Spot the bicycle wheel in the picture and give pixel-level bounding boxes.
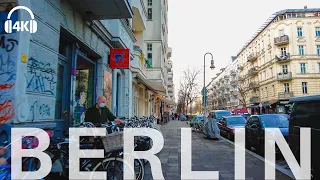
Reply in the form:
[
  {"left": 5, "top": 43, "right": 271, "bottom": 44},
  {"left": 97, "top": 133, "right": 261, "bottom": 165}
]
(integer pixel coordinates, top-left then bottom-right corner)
[{"left": 92, "top": 157, "right": 144, "bottom": 180}]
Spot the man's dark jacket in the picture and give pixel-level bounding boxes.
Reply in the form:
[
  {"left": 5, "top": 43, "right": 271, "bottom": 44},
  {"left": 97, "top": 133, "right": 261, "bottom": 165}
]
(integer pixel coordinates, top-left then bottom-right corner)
[{"left": 85, "top": 105, "right": 116, "bottom": 124}]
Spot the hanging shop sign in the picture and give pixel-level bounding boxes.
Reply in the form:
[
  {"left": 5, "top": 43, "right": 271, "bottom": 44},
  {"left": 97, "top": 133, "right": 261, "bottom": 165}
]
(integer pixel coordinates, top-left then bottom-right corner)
[{"left": 109, "top": 48, "right": 130, "bottom": 69}]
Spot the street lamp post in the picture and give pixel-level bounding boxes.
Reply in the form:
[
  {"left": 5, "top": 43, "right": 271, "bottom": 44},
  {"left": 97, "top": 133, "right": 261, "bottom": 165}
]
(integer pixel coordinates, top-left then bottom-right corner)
[{"left": 203, "top": 52, "right": 215, "bottom": 121}]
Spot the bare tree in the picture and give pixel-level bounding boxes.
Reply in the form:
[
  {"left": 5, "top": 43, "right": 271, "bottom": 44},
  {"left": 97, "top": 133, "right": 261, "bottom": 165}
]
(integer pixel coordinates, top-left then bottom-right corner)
[
  {"left": 176, "top": 67, "right": 201, "bottom": 114},
  {"left": 238, "top": 76, "right": 257, "bottom": 107}
]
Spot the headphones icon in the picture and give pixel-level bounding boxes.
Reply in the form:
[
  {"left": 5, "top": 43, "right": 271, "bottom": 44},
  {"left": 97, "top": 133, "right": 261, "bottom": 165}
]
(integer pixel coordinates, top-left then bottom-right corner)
[{"left": 4, "top": 6, "right": 37, "bottom": 33}]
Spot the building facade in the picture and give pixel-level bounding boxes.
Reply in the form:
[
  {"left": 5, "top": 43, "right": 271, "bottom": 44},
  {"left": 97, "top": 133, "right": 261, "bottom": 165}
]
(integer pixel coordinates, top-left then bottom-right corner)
[
  {"left": 167, "top": 48, "right": 175, "bottom": 101},
  {"left": 236, "top": 8, "right": 320, "bottom": 114},
  {"left": 143, "top": 0, "right": 175, "bottom": 120},
  {"left": 0, "top": 0, "right": 174, "bottom": 141},
  {"left": 207, "top": 57, "right": 241, "bottom": 111}
]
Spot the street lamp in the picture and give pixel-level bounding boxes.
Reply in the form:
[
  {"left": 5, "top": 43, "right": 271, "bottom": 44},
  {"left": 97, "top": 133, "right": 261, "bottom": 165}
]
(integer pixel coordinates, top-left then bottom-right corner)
[{"left": 203, "top": 52, "right": 215, "bottom": 121}]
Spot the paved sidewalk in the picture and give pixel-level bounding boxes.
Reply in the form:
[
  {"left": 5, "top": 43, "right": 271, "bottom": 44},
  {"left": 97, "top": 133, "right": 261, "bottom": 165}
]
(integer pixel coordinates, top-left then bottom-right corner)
[{"left": 144, "top": 120, "right": 293, "bottom": 180}]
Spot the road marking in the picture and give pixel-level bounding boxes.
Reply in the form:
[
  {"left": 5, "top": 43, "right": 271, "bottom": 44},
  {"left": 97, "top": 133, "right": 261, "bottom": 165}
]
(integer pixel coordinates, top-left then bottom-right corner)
[{"left": 220, "top": 136, "right": 295, "bottom": 179}]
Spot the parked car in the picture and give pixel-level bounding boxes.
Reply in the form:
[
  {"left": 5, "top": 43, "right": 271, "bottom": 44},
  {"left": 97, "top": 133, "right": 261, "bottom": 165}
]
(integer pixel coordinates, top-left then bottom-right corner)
[
  {"left": 289, "top": 94, "right": 320, "bottom": 179},
  {"left": 245, "top": 114, "right": 289, "bottom": 154},
  {"left": 189, "top": 115, "right": 205, "bottom": 130},
  {"left": 217, "top": 116, "right": 247, "bottom": 140},
  {"left": 208, "top": 110, "right": 232, "bottom": 121},
  {"left": 241, "top": 113, "right": 251, "bottom": 120}
]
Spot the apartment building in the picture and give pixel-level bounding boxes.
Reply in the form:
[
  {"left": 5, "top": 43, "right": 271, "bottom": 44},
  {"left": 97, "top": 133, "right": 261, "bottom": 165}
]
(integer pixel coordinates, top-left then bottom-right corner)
[
  {"left": 236, "top": 7, "right": 320, "bottom": 114},
  {"left": 167, "top": 48, "right": 175, "bottom": 101},
  {"left": 143, "top": 0, "right": 175, "bottom": 118},
  {"left": 207, "top": 57, "right": 241, "bottom": 111}
]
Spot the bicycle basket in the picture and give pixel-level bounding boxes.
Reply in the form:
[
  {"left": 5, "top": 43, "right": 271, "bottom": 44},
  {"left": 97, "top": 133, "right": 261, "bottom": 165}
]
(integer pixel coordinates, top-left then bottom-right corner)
[{"left": 101, "top": 131, "right": 123, "bottom": 152}]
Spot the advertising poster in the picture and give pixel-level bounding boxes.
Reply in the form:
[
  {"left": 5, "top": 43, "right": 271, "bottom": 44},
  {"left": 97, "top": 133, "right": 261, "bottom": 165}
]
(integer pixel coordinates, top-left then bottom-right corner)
[{"left": 104, "top": 70, "right": 112, "bottom": 109}]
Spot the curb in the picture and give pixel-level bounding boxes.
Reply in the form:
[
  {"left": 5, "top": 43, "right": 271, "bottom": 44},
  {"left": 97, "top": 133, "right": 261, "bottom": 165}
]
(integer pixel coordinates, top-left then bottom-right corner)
[{"left": 220, "top": 136, "right": 295, "bottom": 179}]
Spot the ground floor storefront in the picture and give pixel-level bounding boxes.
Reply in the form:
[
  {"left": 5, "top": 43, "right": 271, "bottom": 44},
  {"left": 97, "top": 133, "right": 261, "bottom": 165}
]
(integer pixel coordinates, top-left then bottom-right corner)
[{"left": 246, "top": 99, "right": 291, "bottom": 115}]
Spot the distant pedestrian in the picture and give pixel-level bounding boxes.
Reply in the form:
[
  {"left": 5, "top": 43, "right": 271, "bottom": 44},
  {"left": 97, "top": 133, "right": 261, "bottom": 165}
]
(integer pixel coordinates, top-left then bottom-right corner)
[{"left": 178, "top": 114, "right": 180, "bottom": 121}]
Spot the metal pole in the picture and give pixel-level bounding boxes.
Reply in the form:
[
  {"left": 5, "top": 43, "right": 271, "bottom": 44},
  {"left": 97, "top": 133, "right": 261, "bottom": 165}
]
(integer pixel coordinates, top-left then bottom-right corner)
[{"left": 203, "top": 52, "right": 213, "bottom": 121}]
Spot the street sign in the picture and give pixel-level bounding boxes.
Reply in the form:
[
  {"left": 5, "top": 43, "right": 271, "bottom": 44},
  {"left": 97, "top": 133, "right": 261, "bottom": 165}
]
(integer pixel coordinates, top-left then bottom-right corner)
[
  {"left": 202, "top": 96, "right": 208, "bottom": 106},
  {"left": 201, "top": 88, "right": 208, "bottom": 96}
]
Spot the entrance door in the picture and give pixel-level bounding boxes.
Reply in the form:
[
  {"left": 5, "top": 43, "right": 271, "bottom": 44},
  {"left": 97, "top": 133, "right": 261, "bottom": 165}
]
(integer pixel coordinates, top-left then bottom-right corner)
[
  {"left": 55, "top": 58, "right": 70, "bottom": 136},
  {"left": 72, "top": 51, "right": 96, "bottom": 126}
]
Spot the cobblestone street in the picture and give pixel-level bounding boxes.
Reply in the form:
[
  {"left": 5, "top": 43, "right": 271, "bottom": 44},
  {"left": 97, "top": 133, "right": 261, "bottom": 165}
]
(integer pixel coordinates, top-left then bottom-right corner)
[{"left": 144, "top": 120, "right": 293, "bottom": 180}]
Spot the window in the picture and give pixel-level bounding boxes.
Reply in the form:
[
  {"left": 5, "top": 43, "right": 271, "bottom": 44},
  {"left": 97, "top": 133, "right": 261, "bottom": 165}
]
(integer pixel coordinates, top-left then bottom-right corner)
[
  {"left": 282, "top": 65, "right": 288, "bottom": 73},
  {"left": 316, "top": 27, "right": 320, "bottom": 37},
  {"left": 147, "top": 44, "right": 152, "bottom": 51},
  {"left": 147, "top": 8, "right": 152, "bottom": 20},
  {"left": 317, "top": 45, "right": 320, "bottom": 55},
  {"left": 297, "top": 27, "right": 303, "bottom": 37},
  {"left": 279, "top": 30, "right": 284, "bottom": 36},
  {"left": 147, "top": 53, "right": 152, "bottom": 66},
  {"left": 272, "top": 85, "right": 275, "bottom": 96},
  {"left": 148, "top": 0, "right": 152, "bottom": 6},
  {"left": 300, "top": 63, "right": 306, "bottom": 73},
  {"left": 270, "top": 67, "right": 273, "bottom": 77},
  {"left": 318, "top": 63, "right": 320, "bottom": 72},
  {"left": 302, "top": 82, "right": 308, "bottom": 94},
  {"left": 281, "top": 47, "right": 287, "bottom": 56},
  {"left": 284, "top": 83, "right": 290, "bottom": 93},
  {"left": 298, "top": 45, "right": 304, "bottom": 55},
  {"left": 265, "top": 87, "right": 268, "bottom": 98}
]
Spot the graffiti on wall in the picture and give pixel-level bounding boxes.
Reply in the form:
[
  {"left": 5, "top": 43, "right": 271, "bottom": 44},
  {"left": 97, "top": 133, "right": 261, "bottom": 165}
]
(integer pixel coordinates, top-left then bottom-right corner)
[
  {"left": 103, "top": 70, "right": 112, "bottom": 110},
  {"left": 26, "top": 57, "right": 57, "bottom": 96},
  {"left": 0, "top": 34, "right": 17, "bottom": 123},
  {"left": 27, "top": 97, "right": 55, "bottom": 122}
]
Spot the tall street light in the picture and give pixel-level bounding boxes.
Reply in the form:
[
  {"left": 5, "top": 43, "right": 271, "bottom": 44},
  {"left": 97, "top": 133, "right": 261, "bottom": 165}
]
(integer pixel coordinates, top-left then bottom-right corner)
[{"left": 203, "top": 52, "right": 215, "bottom": 120}]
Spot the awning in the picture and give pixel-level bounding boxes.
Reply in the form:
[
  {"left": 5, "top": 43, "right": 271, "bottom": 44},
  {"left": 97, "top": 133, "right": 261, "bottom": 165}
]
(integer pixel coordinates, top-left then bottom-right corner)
[
  {"left": 135, "top": 73, "right": 166, "bottom": 96},
  {"left": 232, "top": 108, "right": 248, "bottom": 113},
  {"left": 159, "top": 96, "right": 176, "bottom": 106}
]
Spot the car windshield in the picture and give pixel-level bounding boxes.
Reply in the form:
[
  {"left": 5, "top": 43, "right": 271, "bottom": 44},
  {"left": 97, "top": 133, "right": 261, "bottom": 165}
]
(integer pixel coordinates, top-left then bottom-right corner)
[
  {"left": 216, "top": 111, "right": 231, "bottom": 119},
  {"left": 227, "top": 117, "right": 246, "bottom": 125},
  {"left": 260, "top": 115, "right": 289, "bottom": 128}
]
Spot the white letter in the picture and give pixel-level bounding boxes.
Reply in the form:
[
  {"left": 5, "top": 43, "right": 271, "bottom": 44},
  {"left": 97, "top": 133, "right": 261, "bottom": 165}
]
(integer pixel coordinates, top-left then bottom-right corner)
[
  {"left": 265, "top": 128, "right": 311, "bottom": 179},
  {"left": 123, "top": 128, "right": 165, "bottom": 180},
  {"left": 235, "top": 128, "right": 245, "bottom": 180},
  {"left": 181, "top": 128, "right": 219, "bottom": 179},
  {"left": 11, "top": 128, "right": 52, "bottom": 179},
  {"left": 69, "top": 128, "right": 106, "bottom": 179}
]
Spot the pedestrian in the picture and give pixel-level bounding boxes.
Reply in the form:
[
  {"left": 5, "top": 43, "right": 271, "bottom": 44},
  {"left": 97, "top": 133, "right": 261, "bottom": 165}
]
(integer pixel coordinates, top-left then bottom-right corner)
[
  {"left": 85, "top": 96, "right": 123, "bottom": 126},
  {"left": 174, "top": 113, "right": 177, "bottom": 120},
  {"left": 178, "top": 114, "right": 180, "bottom": 121}
]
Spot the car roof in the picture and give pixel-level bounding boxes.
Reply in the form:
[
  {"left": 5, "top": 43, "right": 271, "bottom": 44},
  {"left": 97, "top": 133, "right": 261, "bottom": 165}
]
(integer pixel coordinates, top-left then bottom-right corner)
[
  {"left": 290, "top": 94, "right": 320, "bottom": 103},
  {"left": 252, "top": 114, "right": 284, "bottom": 117},
  {"left": 223, "top": 116, "right": 243, "bottom": 118},
  {"left": 213, "top": 110, "right": 230, "bottom": 113}
]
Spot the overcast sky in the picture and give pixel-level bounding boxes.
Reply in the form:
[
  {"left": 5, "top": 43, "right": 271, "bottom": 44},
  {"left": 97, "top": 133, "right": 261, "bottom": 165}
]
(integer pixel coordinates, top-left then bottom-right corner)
[{"left": 168, "top": 0, "right": 319, "bottom": 100}]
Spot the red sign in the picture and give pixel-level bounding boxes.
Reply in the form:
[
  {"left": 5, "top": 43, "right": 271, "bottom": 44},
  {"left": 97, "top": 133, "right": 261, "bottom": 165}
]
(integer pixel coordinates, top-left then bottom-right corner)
[{"left": 109, "top": 49, "right": 130, "bottom": 69}]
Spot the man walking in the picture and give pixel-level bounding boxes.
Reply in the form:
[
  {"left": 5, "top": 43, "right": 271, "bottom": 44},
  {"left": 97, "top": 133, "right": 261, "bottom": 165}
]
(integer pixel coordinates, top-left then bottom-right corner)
[{"left": 85, "top": 96, "right": 123, "bottom": 125}]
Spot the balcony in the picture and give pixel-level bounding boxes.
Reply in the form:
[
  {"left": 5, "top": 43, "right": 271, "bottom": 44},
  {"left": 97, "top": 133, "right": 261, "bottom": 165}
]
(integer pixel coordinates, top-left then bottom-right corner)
[
  {"left": 277, "top": 72, "right": 292, "bottom": 81},
  {"left": 249, "top": 82, "right": 259, "bottom": 90},
  {"left": 132, "top": 0, "right": 147, "bottom": 31},
  {"left": 238, "top": 65, "right": 244, "bottom": 70},
  {"left": 278, "top": 92, "right": 294, "bottom": 99},
  {"left": 230, "top": 80, "right": 237, "bottom": 87},
  {"left": 131, "top": 45, "right": 147, "bottom": 77},
  {"left": 230, "top": 70, "right": 236, "bottom": 76},
  {"left": 274, "top": 35, "right": 289, "bottom": 46},
  {"left": 69, "top": 0, "right": 133, "bottom": 19},
  {"left": 275, "top": 53, "right": 291, "bottom": 63},
  {"left": 247, "top": 52, "right": 259, "bottom": 62},
  {"left": 224, "top": 75, "right": 230, "bottom": 80},
  {"left": 250, "top": 96, "right": 260, "bottom": 103},
  {"left": 248, "top": 67, "right": 259, "bottom": 76}
]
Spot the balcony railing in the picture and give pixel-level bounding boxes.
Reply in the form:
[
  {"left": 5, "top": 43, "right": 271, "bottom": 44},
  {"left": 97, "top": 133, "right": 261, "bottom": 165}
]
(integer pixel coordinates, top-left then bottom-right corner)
[
  {"left": 274, "top": 35, "right": 289, "bottom": 46},
  {"left": 247, "top": 52, "right": 259, "bottom": 62},
  {"left": 275, "top": 53, "right": 291, "bottom": 63},
  {"left": 277, "top": 72, "right": 292, "bottom": 81},
  {"left": 248, "top": 67, "right": 259, "bottom": 76},
  {"left": 250, "top": 96, "right": 260, "bottom": 103},
  {"left": 278, "top": 92, "right": 294, "bottom": 99}
]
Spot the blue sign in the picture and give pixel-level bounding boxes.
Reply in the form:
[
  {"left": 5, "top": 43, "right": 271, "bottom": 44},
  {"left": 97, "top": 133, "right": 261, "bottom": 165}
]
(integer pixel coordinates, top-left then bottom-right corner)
[{"left": 0, "top": 11, "right": 18, "bottom": 34}]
